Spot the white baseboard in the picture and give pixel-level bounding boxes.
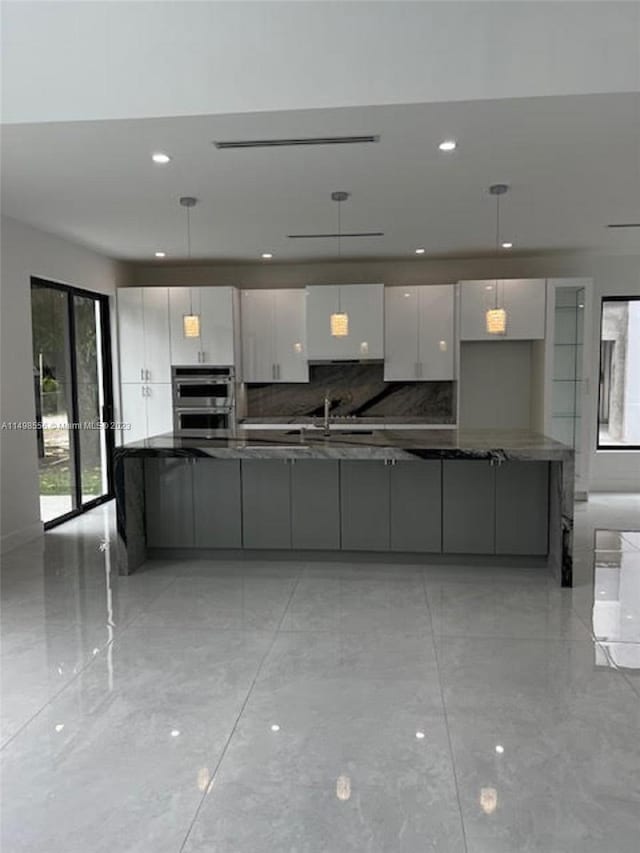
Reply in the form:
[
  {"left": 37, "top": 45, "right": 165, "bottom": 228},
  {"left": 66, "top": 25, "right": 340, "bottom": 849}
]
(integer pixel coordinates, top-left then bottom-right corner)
[
  {"left": 589, "top": 481, "right": 640, "bottom": 493},
  {"left": 1, "top": 520, "right": 44, "bottom": 555}
]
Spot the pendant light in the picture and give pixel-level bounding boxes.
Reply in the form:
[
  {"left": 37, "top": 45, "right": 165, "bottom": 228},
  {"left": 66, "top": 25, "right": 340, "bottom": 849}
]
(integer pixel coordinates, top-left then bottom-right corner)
[
  {"left": 330, "top": 191, "right": 349, "bottom": 337},
  {"left": 180, "top": 196, "right": 201, "bottom": 338},
  {"left": 486, "top": 184, "right": 509, "bottom": 335}
]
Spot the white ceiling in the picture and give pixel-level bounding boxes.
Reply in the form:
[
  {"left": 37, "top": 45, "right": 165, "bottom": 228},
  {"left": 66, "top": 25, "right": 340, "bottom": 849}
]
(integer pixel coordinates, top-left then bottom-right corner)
[
  {"left": 2, "top": 93, "right": 639, "bottom": 262},
  {"left": 2, "top": 2, "right": 639, "bottom": 124}
]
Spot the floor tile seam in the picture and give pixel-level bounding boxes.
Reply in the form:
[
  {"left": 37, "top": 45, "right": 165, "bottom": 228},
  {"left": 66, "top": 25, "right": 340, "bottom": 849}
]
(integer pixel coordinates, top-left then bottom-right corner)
[
  {"left": 432, "top": 631, "right": 591, "bottom": 644},
  {"left": 276, "top": 627, "right": 433, "bottom": 636},
  {"left": 620, "top": 675, "right": 640, "bottom": 699},
  {"left": 0, "top": 635, "right": 116, "bottom": 754},
  {"left": 595, "top": 641, "right": 640, "bottom": 701},
  {"left": 568, "top": 598, "right": 599, "bottom": 641},
  {"left": 177, "top": 573, "right": 303, "bottom": 853},
  {"left": 113, "top": 575, "right": 184, "bottom": 631},
  {"left": 419, "top": 572, "right": 469, "bottom": 853}
]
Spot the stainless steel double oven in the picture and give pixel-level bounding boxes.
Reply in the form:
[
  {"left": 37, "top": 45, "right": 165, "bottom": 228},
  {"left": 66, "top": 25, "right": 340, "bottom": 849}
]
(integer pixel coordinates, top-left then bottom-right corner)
[{"left": 172, "top": 365, "right": 236, "bottom": 436}]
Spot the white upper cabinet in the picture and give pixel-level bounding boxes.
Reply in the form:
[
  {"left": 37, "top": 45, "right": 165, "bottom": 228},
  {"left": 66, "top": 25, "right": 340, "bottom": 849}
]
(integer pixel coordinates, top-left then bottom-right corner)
[
  {"left": 241, "top": 290, "right": 274, "bottom": 383},
  {"left": 117, "top": 288, "right": 145, "bottom": 384},
  {"left": 273, "top": 290, "right": 308, "bottom": 382},
  {"left": 169, "top": 286, "right": 236, "bottom": 366},
  {"left": 306, "top": 284, "right": 384, "bottom": 360},
  {"left": 384, "top": 285, "right": 455, "bottom": 381},
  {"left": 241, "top": 289, "right": 308, "bottom": 383},
  {"left": 460, "top": 279, "right": 546, "bottom": 340},
  {"left": 118, "top": 287, "right": 171, "bottom": 383}
]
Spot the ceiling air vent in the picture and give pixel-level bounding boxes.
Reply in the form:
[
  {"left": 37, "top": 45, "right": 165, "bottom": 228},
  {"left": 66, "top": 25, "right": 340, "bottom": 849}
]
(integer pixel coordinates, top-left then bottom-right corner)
[
  {"left": 213, "top": 135, "right": 380, "bottom": 150},
  {"left": 288, "top": 231, "right": 384, "bottom": 239},
  {"left": 607, "top": 223, "right": 640, "bottom": 228}
]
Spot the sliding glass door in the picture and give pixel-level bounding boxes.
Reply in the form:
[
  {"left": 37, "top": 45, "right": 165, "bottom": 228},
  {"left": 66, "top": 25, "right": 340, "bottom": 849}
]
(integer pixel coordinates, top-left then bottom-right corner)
[{"left": 31, "top": 278, "right": 114, "bottom": 527}]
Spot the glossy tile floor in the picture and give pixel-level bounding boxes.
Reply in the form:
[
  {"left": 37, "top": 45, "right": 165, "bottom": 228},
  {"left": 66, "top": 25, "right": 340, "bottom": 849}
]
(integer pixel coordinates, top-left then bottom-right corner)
[{"left": 1, "top": 494, "right": 639, "bottom": 852}]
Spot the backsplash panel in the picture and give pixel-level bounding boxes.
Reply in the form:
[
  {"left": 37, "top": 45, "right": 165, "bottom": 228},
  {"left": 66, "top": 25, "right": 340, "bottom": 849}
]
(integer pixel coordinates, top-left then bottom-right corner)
[{"left": 246, "top": 363, "right": 455, "bottom": 422}]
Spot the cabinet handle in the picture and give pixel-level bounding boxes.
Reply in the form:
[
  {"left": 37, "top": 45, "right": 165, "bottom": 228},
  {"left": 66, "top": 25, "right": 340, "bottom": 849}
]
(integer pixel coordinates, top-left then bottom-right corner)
[
  {"left": 276, "top": 364, "right": 281, "bottom": 380},
  {"left": 140, "top": 368, "right": 144, "bottom": 381},
  {"left": 146, "top": 369, "right": 151, "bottom": 381},
  {"left": 272, "top": 364, "right": 276, "bottom": 380},
  {"left": 415, "top": 363, "right": 419, "bottom": 378}
]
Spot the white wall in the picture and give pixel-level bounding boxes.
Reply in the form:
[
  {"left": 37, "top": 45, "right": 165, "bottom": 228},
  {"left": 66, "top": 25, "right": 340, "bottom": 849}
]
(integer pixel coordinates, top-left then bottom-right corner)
[
  {"left": 2, "top": 2, "right": 638, "bottom": 124},
  {"left": 129, "top": 250, "right": 640, "bottom": 492},
  {"left": 0, "top": 216, "right": 122, "bottom": 552}
]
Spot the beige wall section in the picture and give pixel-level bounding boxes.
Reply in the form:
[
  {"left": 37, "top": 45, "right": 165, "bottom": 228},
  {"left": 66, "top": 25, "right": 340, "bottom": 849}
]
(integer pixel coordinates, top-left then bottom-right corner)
[
  {"left": 129, "top": 250, "right": 640, "bottom": 492},
  {"left": 0, "top": 215, "right": 124, "bottom": 552},
  {"left": 128, "top": 251, "right": 639, "bottom": 292},
  {"left": 459, "top": 341, "right": 533, "bottom": 430}
]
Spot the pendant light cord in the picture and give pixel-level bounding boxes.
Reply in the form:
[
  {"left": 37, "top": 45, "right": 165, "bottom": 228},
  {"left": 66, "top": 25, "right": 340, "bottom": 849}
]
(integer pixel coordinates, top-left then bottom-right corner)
[
  {"left": 337, "top": 200, "right": 342, "bottom": 312},
  {"left": 495, "top": 192, "right": 500, "bottom": 309},
  {"left": 186, "top": 205, "right": 194, "bottom": 315}
]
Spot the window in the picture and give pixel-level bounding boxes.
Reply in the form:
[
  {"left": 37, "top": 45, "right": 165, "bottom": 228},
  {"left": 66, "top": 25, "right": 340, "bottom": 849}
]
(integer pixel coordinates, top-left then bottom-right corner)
[{"left": 597, "top": 296, "right": 640, "bottom": 449}]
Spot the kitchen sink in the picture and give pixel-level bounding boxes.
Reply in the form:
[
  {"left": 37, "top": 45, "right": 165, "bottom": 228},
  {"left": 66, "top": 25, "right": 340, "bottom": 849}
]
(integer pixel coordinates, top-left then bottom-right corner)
[{"left": 285, "top": 429, "right": 373, "bottom": 437}]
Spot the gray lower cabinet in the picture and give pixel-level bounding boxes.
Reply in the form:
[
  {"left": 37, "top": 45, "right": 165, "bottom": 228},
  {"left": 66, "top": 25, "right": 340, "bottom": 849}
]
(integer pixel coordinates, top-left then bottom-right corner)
[
  {"left": 291, "top": 460, "right": 340, "bottom": 549},
  {"left": 241, "top": 460, "right": 292, "bottom": 548},
  {"left": 145, "top": 458, "right": 194, "bottom": 547},
  {"left": 390, "top": 460, "right": 442, "bottom": 552},
  {"left": 495, "top": 461, "right": 549, "bottom": 555},
  {"left": 144, "top": 456, "right": 549, "bottom": 557},
  {"left": 442, "top": 460, "right": 495, "bottom": 554},
  {"left": 193, "top": 459, "right": 242, "bottom": 548},
  {"left": 341, "top": 460, "right": 390, "bottom": 550}
]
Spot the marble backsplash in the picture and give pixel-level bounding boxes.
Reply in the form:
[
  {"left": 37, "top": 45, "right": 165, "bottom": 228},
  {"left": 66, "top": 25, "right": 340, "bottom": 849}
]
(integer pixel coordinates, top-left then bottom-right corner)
[{"left": 245, "top": 362, "right": 455, "bottom": 422}]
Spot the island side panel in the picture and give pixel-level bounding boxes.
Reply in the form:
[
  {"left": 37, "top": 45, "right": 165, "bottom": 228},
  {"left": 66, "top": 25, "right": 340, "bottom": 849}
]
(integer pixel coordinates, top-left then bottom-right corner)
[
  {"left": 115, "top": 453, "right": 147, "bottom": 575},
  {"left": 549, "top": 457, "right": 574, "bottom": 586}
]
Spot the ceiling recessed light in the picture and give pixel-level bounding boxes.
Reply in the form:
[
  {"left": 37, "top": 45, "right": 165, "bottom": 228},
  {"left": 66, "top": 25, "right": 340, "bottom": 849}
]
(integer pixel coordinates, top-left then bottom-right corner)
[
  {"left": 270, "top": 724, "right": 280, "bottom": 732},
  {"left": 261, "top": 252, "right": 273, "bottom": 259},
  {"left": 155, "top": 251, "right": 166, "bottom": 258},
  {"left": 415, "top": 731, "right": 426, "bottom": 740},
  {"left": 438, "top": 140, "right": 457, "bottom": 152},
  {"left": 495, "top": 744, "right": 505, "bottom": 754},
  {"left": 501, "top": 242, "right": 513, "bottom": 249},
  {"left": 415, "top": 248, "right": 426, "bottom": 255},
  {"left": 151, "top": 152, "right": 171, "bottom": 164}
]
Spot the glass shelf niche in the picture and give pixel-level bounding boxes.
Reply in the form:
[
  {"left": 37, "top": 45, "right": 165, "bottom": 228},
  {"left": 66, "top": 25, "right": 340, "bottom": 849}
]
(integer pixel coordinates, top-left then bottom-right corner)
[{"left": 550, "top": 287, "right": 585, "bottom": 454}]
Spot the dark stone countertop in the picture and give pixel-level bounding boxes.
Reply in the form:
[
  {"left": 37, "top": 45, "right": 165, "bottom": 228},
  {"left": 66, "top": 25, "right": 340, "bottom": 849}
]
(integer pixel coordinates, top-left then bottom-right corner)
[{"left": 115, "top": 428, "right": 573, "bottom": 463}]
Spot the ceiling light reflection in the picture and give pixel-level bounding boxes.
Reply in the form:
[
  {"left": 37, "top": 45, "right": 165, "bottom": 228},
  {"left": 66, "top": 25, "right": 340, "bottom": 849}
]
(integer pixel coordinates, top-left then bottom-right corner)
[
  {"left": 336, "top": 774, "right": 351, "bottom": 801},
  {"left": 480, "top": 787, "right": 498, "bottom": 815}
]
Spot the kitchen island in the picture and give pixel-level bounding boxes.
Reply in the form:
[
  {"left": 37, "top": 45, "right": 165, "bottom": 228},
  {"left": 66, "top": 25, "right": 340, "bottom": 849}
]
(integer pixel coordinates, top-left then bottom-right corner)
[{"left": 114, "top": 428, "right": 575, "bottom": 585}]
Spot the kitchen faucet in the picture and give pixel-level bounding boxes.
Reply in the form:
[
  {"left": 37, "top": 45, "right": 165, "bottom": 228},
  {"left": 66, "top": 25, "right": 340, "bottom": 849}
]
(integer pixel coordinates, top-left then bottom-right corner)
[{"left": 323, "top": 392, "right": 332, "bottom": 436}]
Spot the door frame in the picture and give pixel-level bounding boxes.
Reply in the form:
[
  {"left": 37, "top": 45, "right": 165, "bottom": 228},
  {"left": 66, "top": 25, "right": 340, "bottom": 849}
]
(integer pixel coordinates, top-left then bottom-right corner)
[{"left": 31, "top": 277, "right": 115, "bottom": 529}]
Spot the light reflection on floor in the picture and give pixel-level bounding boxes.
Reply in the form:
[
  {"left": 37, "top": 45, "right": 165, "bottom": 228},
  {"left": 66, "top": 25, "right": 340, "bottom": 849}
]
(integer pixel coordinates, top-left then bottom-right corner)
[{"left": 1, "top": 494, "right": 639, "bottom": 852}]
